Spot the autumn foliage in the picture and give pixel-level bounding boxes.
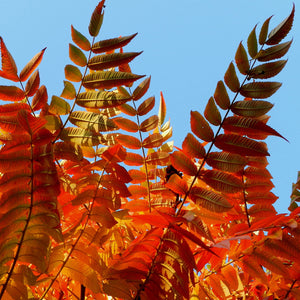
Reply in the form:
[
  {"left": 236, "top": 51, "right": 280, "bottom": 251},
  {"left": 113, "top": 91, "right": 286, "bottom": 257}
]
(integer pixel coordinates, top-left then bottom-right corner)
[{"left": 0, "top": 2, "right": 299, "bottom": 299}]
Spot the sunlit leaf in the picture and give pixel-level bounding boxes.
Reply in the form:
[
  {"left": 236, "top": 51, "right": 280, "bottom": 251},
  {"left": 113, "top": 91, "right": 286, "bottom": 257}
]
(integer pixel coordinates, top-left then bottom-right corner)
[
  {"left": 48, "top": 96, "right": 71, "bottom": 115},
  {"left": 124, "top": 152, "right": 144, "bottom": 166},
  {"left": 60, "top": 80, "right": 76, "bottom": 100},
  {"left": 240, "top": 82, "right": 281, "bottom": 99},
  {"left": 158, "top": 91, "right": 167, "bottom": 126},
  {"left": 0, "top": 86, "right": 25, "bottom": 101},
  {"left": 92, "top": 33, "right": 138, "bottom": 53},
  {"left": 182, "top": 133, "right": 206, "bottom": 159},
  {"left": 25, "top": 70, "right": 40, "bottom": 97},
  {"left": 146, "top": 151, "right": 169, "bottom": 165},
  {"left": 82, "top": 71, "right": 145, "bottom": 90},
  {"left": 215, "top": 133, "right": 270, "bottom": 156},
  {"left": 190, "top": 187, "right": 232, "bottom": 212},
  {"left": 139, "top": 115, "right": 159, "bottom": 132},
  {"left": 119, "top": 103, "right": 137, "bottom": 116},
  {"left": 206, "top": 151, "right": 247, "bottom": 173},
  {"left": 71, "top": 25, "right": 91, "bottom": 51},
  {"left": 0, "top": 37, "right": 18, "bottom": 81},
  {"left": 116, "top": 134, "right": 141, "bottom": 149},
  {"left": 32, "top": 85, "right": 48, "bottom": 111},
  {"left": 190, "top": 111, "right": 214, "bottom": 142},
  {"left": 171, "top": 151, "right": 198, "bottom": 176},
  {"left": 69, "top": 43, "right": 87, "bottom": 67},
  {"left": 113, "top": 117, "right": 138, "bottom": 132},
  {"left": 224, "top": 62, "right": 240, "bottom": 92},
  {"left": 222, "top": 116, "right": 286, "bottom": 140},
  {"left": 214, "top": 81, "right": 230, "bottom": 110},
  {"left": 64, "top": 64, "right": 82, "bottom": 82},
  {"left": 200, "top": 169, "right": 243, "bottom": 194},
  {"left": 19, "top": 48, "right": 46, "bottom": 82},
  {"left": 204, "top": 96, "right": 221, "bottom": 126},
  {"left": 142, "top": 133, "right": 164, "bottom": 148},
  {"left": 60, "top": 127, "right": 106, "bottom": 146},
  {"left": 69, "top": 111, "right": 118, "bottom": 132},
  {"left": 88, "top": 0, "right": 105, "bottom": 37},
  {"left": 88, "top": 52, "right": 142, "bottom": 71},
  {"left": 132, "top": 76, "right": 151, "bottom": 100},
  {"left": 137, "top": 96, "right": 155, "bottom": 116},
  {"left": 77, "top": 90, "right": 131, "bottom": 109},
  {"left": 165, "top": 174, "right": 188, "bottom": 195}
]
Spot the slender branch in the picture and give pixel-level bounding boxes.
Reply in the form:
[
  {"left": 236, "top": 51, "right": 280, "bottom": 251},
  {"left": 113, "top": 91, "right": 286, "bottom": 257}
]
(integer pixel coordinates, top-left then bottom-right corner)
[{"left": 284, "top": 279, "right": 298, "bottom": 299}]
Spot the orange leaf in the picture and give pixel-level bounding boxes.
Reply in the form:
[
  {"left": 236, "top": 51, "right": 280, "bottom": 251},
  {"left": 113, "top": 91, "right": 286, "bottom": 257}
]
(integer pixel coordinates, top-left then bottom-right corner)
[
  {"left": 139, "top": 115, "right": 159, "bottom": 132},
  {"left": 0, "top": 86, "right": 25, "bottom": 101},
  {"left": 165, "top": 174, "right": 188, "bottom": 195},
  {"left": 146, "top": 151, "right": 169, "bottom": 166},
  {"left": 32, "top": 85, "right": 48, "bottom": 111},
  {"left": 124, "top": 152, "right": 144, "bottom": 166},
  {"left": 19, "top": 48, "right": 46, "bottom": 82},
  {"left": 132, "top": 76, "right": 151, "bottom": 100},
  {"left": 116, "top": 134, "right": 141, "bottom": 149},
  {"left": 158, "top": 91, "right": 166, "bottom": 126},
  {"left": 17, "top": 110, "right": 46, "bottom": 135},
  {"left": 182, "top": 133, "right": 206, "bottom": 159},
  {"left": 71, "top": 25, "right": 91, "bottom": 51},
  {"left": 171, "top": 151, "right": 198, "bottom": 176},
  {"left": 190, "top": 111, "right": 214, "bottom": 142},
  {"left": 0, "top": 37, "right": 18, "bottom": 81},
  {"left": 128, "top": 185, "right": 148, "bottom": 199},
  {"left": 142, "top": 133, "right": 164, "bottom": 148},
  {"left": 215, "top": 134, "right": 270, "bottom": 156},
  {"left": 214, "top": 81, "right": 230, "bottom": 110},
  {"left": 88, "top": 0, "right": 105, "bottom": 37},
  {"left": 25, "top": 70, "right": 40, "bottom": 97},
  {"left": 113, "top": 117, "right": 138, "bottom": 132},
  {"left": 137, "top": 96, "right": 155, "bottom": 116}
]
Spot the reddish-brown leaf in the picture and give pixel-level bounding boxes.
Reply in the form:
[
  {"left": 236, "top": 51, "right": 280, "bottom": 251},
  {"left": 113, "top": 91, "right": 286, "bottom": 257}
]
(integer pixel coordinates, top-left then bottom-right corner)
[
  {"left": 0, "top": 86, "right": 25, "bottom": 101},
  {"left": 214, "top": 81, "right": 230, "bottom": 110},
  {"left": 182, "top": 133, "right": 206, "bottom": 159},
  {"left": 142, "top": 133, "right": 164, "bottom": 148},
  {"left": 0, "top": 37, "right": 18, "bottom": 81},
  {"left": 204, "top": 97, "right": 221, "bottom": 126},
  {"left": 231, "top": 99, "right": 273, "bottom": 118},
  {"left": 239, "top": 82, "right": 281, "bottom": 99},
  {"left": 190, "top": 111, "right": 214, "bottom": 142},
  {"left": 215, "top": 134, "right": 269, "bottom": 156},
  {"left": 171, "top": 151, "right": 198, "bottom": 176},
  {"left": 139, "top": 115, "right": 159, "bottom": 132},
  {"left": 224, "top": 62, "right": 240, "bottom": 92},
  {"left": 132, "top": 76, "right": 151, "bottom": 100},
  {"left": 19, "top": 48, "right": 46, "bottom": 82},
  {"left": 255, "top": 40, "right": 292, "bottom": 62},
  {"left": 116, "top": 134, "right": 141, "bottom": 149},
  {"left": 113, "top": 117, "right": 138, "bottom": 132},
  {"left": 88, "top": 0, "right": 105, "bottom": 37},
  {"left": 165, "top": 174, "right": 188, "bottom": 195},
  {"left": 235, "top": 42, "right": 249, "bottom": 75},
  {"left": 32, "top": 85, "right": 48, "bottom": 111},
  {"left": 25, "top": 70, "right": 40, "bottom": 97}
]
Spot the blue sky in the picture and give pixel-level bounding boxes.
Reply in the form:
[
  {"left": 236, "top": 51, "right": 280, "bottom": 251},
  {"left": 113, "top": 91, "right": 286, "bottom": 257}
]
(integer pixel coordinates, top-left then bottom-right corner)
[{"left": 0, "top": 1, "right": 299, "bottom": 213}]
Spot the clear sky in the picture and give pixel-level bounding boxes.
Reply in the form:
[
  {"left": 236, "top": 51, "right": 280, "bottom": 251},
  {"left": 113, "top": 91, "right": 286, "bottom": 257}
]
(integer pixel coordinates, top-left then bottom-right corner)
[{"left": 0, "top": 1, "right": 298, "bottom": 213}]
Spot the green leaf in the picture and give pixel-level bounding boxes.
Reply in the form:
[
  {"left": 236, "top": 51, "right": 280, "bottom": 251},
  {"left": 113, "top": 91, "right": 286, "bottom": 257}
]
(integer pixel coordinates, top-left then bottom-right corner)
[
  {"left": 235, "top": 42, "right": 249, "bottom": 75},
  {"left": 231, "top": 100, "right": 273, "bottom": 118},
  {"left": 240, "top": 82, "right": 281, "bottom": 99},
  {"left": 82, "top": 71, "right": 145, "bottom": 90},
  {"left": 247, "top": 25, "right": 258, "bottom": 58},
  {"left": 60, "top": 81, "right": 76, "bottom": 100},
  {"left": 69, "top": 44, "right": 87, "bottom": 67},
  {"left": 88, "top": 52, "right": 142, "bottom": 71},
  {"left": 266, "top": 4, "right": 295, "bottom": 45},
  {"left": 190, "top": 111, "right": 214, "bottom": 142},
  {"left": 88, "top": 0, "right": 105, "bottom": 37},
  {"left": 247, "top": 60, "right": 287, "bottom": 79},
  {"left": 48, "top": 96, "right": 71, "bottom": 115},
  {"left": 190, "top": 187, "right": 232, "bottom": 212},
  {"left": 204, "top": 96, "right": 221, "bottom": 126},
  {"left": 64, "top": 64, "right": 82, "bottom": 82},
  {"left": 92, "top": 33, "right": 138, "bottom": 54},
  {"left": 71, "top": 25, "right": 91, "bottom": 51},
  {"left": 60, "top": 127, "right": 106, "bottom": 146},
  {"left": 214, "top": 81, "right": 230, "bottom": 110},
  {"left": 259, "top": 16, "right": 272, "bottom": 45},
  {"left": 215, "top": 134, "right": 270, "bottom": 156},
  {"left": 69, "top": 111, "right": 118, "bottom": 132},
  {"left": 255, "top": 40, "right": 292, "bottom": 62}
]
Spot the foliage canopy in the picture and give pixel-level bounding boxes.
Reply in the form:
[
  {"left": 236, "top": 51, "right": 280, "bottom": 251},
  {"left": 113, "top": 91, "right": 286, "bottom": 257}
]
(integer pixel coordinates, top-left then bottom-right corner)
[{"left": 0, "top": 1, "right": 299, "bottom": 299}]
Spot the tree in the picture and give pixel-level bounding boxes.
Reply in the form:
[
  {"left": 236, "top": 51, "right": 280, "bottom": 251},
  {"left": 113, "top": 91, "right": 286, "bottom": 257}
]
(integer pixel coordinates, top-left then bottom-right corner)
[{"left": 0, "top": 1, "right": 299, "bottom": 299}]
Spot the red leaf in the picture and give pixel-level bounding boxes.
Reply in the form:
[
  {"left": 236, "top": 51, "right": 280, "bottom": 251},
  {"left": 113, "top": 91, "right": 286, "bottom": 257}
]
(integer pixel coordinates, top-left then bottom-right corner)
[{"left": 0, "top": 37, "right": 18, "bottom": 81}]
